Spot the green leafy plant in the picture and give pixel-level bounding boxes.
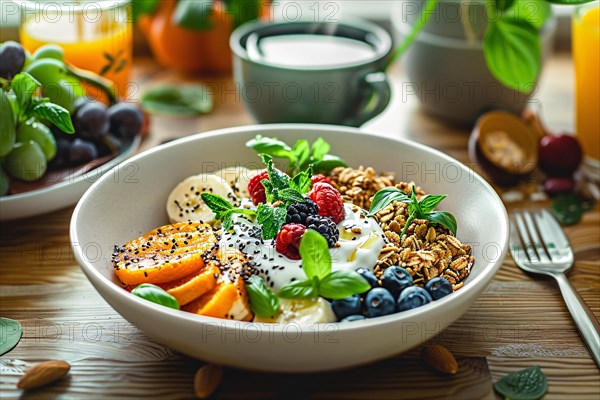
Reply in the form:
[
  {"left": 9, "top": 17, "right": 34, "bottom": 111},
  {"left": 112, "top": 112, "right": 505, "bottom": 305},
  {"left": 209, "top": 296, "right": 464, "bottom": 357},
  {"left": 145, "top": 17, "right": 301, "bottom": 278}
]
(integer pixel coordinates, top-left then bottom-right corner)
[
  {"left": 246, "top": 135, "right": 347, "bottom": 175},
  {"left": 279, "top": 230, "right": 371, "bottom": 300},
  {"left": 245, "top": 275, "right": 280, "bottom": 317},
  {"left": 131, "top": 283, "right": 180, "bottom": 310},
  {"left": 200, "top": 192, "right": 256, "bottom": 231},
  {"left": 133, "top": 0, "right": 262, "bottom": 30},
  {"left": 369, "top": 186, "right": 457, "bottom": 236},
  {"left": 387, "top": 0, "right": 594, "bottom": 93},
  {"left": 141, "top": 84, "right": 213, "bottom": 116},
  {"left": 494, "top": 365, "right": 548, "bottom": 400}
]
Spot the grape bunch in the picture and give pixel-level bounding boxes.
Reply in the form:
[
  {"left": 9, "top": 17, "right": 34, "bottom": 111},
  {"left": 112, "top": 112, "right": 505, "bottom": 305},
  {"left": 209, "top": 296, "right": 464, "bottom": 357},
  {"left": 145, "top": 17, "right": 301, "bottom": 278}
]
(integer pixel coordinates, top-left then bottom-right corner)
[{"left": 0, "top": 41, "right": 143, "bottom": 196}]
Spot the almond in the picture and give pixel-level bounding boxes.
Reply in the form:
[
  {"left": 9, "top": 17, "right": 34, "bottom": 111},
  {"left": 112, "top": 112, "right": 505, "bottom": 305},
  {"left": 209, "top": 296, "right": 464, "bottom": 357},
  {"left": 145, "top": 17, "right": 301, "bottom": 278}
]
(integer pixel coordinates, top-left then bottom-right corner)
[
  {"left": 194, "top": 364, "right": 223, "bottom": 399},
  {"left": 421, "top": 344, "right": 458, "bottom": 375},
  {"left": 17, "top": 360, "right": 70, "bottom": 390}
]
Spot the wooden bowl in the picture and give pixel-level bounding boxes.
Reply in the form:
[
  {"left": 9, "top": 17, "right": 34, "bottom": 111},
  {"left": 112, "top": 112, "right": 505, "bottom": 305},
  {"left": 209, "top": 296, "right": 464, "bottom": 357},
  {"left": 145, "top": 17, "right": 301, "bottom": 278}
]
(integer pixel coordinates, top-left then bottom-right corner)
[{"left": 469, "top": 111, "right": 539, "bottom": 186}]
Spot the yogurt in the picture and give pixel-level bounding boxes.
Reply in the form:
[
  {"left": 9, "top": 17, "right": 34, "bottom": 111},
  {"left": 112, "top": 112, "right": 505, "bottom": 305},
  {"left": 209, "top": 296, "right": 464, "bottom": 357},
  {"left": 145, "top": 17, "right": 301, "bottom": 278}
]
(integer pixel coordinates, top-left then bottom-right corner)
[{"left": 219, "top": 204, "right": 385, "bottom": 292}]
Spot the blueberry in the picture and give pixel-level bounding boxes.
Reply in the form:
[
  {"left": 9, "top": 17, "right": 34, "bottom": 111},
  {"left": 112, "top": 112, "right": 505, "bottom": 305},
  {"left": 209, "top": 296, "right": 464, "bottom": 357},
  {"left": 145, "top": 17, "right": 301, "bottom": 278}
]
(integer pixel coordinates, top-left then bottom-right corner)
[
  {"left": 362, "top": 287, "right": 396, "bottom": 318},
  {"left": 331, "top": 295, "right": 361, "bottom": 321},
  {"left": 381, "top": 266, "right": 413, "bottom": 298},
  {"left": 341, "top": 314, "right": 366, "bottom": 322},
  {"left": 355, "top": 268, "right": 379, "bottom": 293},
  {"left": 397, "top": 287, "right": 432, "bottom": 311},
  {"left": 425, "top": 277, "right": 453, "bottom": 300}
]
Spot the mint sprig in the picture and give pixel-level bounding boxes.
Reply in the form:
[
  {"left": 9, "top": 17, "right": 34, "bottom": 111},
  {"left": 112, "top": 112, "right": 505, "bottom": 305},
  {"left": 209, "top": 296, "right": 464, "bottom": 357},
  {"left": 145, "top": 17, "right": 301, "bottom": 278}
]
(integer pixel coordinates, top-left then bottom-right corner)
[
  {"left": 494, "top": 365, "right": 548, "bottom": 400},
  {"left": 200, "top": 193, "right": 256, "bottom": 231},
  {"left": 279, "top": 230, "right": 371, "bottom": 300},
  {"left": 245, "top": 275, "right": 280, "bottom": 318},
  {"left": 256, "top": 203, "right": 287, "bottom": 240},
  {"left": 246, "top": 135, "right": 347, "bottom": 175},
  {"left": 368, "top": 186, "right": 457, "bottom": 236}
]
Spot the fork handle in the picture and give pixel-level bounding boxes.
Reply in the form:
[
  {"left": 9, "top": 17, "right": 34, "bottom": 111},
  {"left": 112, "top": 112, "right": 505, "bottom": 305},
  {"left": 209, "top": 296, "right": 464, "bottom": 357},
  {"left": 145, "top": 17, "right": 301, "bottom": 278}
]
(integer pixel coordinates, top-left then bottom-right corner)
[{"left": 554, "top": 273, "right": 600, "bottom": 368}]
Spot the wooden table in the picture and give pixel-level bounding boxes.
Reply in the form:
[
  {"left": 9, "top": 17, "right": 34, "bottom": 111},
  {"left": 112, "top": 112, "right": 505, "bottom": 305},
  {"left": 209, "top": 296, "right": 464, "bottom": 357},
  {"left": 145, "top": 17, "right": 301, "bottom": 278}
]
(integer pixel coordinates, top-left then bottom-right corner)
[{"left": 1, "top": 54, "right": 599, "bottom": 399}]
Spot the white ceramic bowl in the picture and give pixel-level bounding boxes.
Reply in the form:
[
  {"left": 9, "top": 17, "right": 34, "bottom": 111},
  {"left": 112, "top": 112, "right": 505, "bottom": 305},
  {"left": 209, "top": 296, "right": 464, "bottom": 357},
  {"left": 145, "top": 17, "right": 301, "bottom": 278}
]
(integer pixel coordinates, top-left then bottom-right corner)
[
  {"left": 1, "top": 136, "right": 140, "bottom": 221},
  {"left": 70, "top": 124, "right": 508, "bottom": 372}
]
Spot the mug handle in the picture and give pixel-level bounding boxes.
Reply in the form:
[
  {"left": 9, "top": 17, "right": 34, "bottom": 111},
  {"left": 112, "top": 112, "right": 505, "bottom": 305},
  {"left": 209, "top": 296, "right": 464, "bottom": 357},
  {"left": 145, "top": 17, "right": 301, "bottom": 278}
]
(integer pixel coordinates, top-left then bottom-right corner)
[{"left": 349, "top": 72, "right": 392, "bottom": 127}]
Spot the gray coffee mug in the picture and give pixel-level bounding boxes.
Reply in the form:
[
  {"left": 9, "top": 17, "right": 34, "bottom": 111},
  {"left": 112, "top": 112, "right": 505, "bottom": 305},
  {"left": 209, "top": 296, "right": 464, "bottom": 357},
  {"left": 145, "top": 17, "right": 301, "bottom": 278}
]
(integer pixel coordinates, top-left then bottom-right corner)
[{"left": 230, "top": 19, "right": 392, "bottom": 127}]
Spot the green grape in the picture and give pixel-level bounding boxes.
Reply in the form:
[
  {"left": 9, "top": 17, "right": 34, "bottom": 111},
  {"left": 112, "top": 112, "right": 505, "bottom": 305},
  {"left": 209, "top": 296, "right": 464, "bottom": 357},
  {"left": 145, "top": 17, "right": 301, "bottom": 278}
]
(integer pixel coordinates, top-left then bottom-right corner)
[
  {"left": 0, "top": 166, "right": 8, "bottom": 196},
  {"left": 16, "top": 119, "right": 56, "bottom": 161},
  {"left": 22, "top": 48, "right": 33, "bottom": 71},
  {"left": 0, "top": 89, "right": 16, "bottom": 157},
  {"left": 33, "top": 44, "right": 64, "bottom": 61},
  {"left": 42, "top": 79, "right": 78, "bottom": 113},
  {"left": 25, "top": 58, "right": 68, "bottom": 87},
  {"left": 4, "top": 141, "right": 47, "bottom": 181}
]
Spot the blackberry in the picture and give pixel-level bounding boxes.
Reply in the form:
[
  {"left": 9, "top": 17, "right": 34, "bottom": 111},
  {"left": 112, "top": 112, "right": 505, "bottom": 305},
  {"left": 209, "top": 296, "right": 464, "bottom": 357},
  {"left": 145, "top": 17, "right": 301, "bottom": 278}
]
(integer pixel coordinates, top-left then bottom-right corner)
[
  {"left": 306, "top": 214, "right": 339, "bottom": 247},
  {"left": 286, "top": 198, "right": 318, "bottom": 225}
]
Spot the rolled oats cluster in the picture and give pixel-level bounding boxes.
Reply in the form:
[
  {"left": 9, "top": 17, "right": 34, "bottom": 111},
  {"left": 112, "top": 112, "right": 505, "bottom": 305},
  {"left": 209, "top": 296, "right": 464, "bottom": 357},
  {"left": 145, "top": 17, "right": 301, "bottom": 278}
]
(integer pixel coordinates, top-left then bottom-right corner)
[{"left": 329, "top": 167, "right": 474, "bottom": 292}]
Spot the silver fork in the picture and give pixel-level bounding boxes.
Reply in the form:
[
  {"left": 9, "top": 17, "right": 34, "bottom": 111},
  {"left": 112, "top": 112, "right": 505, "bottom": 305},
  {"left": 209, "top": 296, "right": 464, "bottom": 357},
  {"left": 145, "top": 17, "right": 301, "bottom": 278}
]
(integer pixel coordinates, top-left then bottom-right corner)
[{"left": 510, "top": 209, "right": 600, "bottom": 367}]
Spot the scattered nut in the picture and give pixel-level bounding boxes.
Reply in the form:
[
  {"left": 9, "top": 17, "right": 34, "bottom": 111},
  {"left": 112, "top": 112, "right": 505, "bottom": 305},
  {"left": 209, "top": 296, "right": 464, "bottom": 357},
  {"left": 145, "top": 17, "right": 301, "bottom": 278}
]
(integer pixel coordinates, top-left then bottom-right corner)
[
  {"left": 421, "top": 344, "right": 458, "bottom": 375},
  {"left": 194, "top": 364, "right": 223, "bottom": 399},
  {"left": 17, "top": 360, "right": 70, "bottom": 390}
]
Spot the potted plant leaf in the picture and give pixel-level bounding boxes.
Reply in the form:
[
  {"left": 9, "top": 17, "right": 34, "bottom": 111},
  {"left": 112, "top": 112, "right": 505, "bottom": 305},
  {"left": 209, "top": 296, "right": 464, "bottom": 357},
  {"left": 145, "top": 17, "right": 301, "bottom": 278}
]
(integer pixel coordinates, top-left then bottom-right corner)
[
  {"left": 389, "top": 0, "right": 593, "bottom": 125},
  {"left": 134, "top": 0, "right": 269, "bottom": 74}
]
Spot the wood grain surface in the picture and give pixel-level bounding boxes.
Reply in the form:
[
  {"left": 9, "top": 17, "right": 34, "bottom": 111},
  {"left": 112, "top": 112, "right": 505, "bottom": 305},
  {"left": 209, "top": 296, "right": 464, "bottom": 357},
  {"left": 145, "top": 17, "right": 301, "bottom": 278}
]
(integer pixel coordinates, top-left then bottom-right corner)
[{"left": 1, "top": 55, "right": 599, "bottom": 399}]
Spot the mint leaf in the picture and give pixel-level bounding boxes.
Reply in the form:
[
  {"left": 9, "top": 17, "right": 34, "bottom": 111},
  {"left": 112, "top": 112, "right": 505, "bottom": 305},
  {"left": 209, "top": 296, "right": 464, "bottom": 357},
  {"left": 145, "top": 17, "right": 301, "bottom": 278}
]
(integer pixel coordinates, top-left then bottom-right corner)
[
  {"left": 277, "top": 188, "right": 304, "bottom": 203},
  {"left": 278, "top": 278, "right": 318, "bottom": 299},
  {"left": 246, "top": 275, "right": 280, "bottom": 317},
  {"left": 319, "top": 270, "right": 371, "bottom": 300},
  {"left": 201, "top": 193, "right": 234, "bottom": 219},
  {"left": 256, "top": 203, "right": 287, "bottom": 240},
  {"left": 299, "top": 229, "right": 331, "bottom": 280},
  {"left": 11, "top": 72, "right": 40, "bottom": 115},
  {"left": 311, "top": 137, "right": 330, "bottom": 161},
  {"left": 289, "top": 166, "right": 312, "bottom": 194},
  {"left": 246, "top": 136, "right": 294, "bottom": 160},
  {"left": 32, "top": 102, "right": 74, "bottom": 133},
  {"left": 261, "top": 154, "right": 290, "bottom": 189},
  {"left": 291, "top": 139, "right": 310, "bottom": 170},
  {"left": 426, "top": 211, "right": 457, "bottom": 236},
  {"left": 131, "top": 283, "right": 180, "bottom": 310},
  {"left": 221, "top": 208, "right": 256, "bottom": 231},
  {"left": 368, "top": 187, "right": 411, "bottom": 216},
  {"left": 312, "top": 155, "right": 347, "bottom": 174},
  {"left": 418, "top": 194, "right": 446, "bottom": 214},
  {"left": 494, "top": 365, "right": 547, "bottom": 400}
]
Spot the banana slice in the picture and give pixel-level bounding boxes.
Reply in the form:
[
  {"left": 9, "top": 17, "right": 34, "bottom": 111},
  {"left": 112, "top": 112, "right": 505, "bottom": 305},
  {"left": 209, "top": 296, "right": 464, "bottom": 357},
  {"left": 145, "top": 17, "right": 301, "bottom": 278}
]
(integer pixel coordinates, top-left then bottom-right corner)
[
  {"left": 213, "top": 167, "right": 257, "bottom": 199},
  {"left": 254, "top": 297, "right": 336, "bottom": 324},
  {"left": 166, "top": 174, "right": 237, "bottom": 223}
]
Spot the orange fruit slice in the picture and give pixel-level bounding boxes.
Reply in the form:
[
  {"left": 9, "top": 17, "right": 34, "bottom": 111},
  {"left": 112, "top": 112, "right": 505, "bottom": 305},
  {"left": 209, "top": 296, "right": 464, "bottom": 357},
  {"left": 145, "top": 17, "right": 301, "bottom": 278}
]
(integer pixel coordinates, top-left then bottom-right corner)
[
  {"left": 112, "top": 221, "right": 217, "bottom": 285},
  {"left": 160, "top": 263, "right": 220, "bottom": 306}
]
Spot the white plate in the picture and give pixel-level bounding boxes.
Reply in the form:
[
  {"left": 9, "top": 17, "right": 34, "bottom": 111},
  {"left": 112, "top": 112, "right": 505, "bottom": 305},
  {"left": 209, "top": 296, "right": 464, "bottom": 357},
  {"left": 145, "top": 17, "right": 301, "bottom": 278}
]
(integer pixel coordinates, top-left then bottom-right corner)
[
  {"left": 71, "top": 124, "right": 508, "bottom": 372},
  {"left": 0, "top": 136, "right": 140, "bottom": 221}
]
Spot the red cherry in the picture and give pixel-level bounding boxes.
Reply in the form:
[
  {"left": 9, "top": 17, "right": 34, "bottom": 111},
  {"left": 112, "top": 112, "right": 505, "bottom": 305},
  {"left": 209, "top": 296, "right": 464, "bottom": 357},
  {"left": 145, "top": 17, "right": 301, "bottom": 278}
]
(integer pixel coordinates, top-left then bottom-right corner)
[
  {"left": 538, "top": 134, "right": 582, "bottom": 177},
  {"left": 543, "top": 177, "right": 576, "bottom": 196}
]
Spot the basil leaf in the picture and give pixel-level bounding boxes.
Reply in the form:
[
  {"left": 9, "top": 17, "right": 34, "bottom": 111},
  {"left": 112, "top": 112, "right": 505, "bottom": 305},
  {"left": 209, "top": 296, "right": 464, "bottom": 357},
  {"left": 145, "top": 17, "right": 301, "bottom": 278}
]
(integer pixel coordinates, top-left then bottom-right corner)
[
  {"left": 299, "top": 229, "right": 331, "bottom": 280},
  {"left": 409, "top": 186, "right": 421, "bottom": 215},
  {"left": 256, "top": 204, "right": 287, "bottom": 240},
  {"left": 483, "top": 17, "right": 540, "bottom": 93},
  {"left": 11, "top": 72, "right": 40, "bottom": 113},
  {"left": 368, "top": 187, "right": 411, "bottom": 216},
  {"left": 141, "top": 84, "right": 213, "bottom": 116},
  {"left": 291, "top": 139, "right": 310, "bottom": 170},
  {"left": 201, "top": 193, "right": 234, "bottom": 219},
  {"left": 131, "top": 283, "right": 180, "bottom": 310},
  {"left": 418, "top": 194, "right": 447, "bottom": 214},
  {"left": 289, "top": 167, "right": 312, "bottom": 194},
  {"left": 173, "top": 0, "right": 213, "bottom": 30},
  {"left": 311, "top": 137, "right": 330, "bottom": 161},
  {"left": 319, "top": 270, "right": 371, "bottom": 300},
  {"left": 277, "top": 188, "right": 304, "bottom": 204},
  {"left": 426, "top": 211, "right": 457, "bottom": 236},
  {"left": 494, "top": 365, "right": 548, "bottom": 400},
  {"left": 246, "top": 275, "right": 280, "bottom": 317},
  {"left": 278, "top": 278, "right": 318, "bottom": 299},
  {"left": 32, "top": 102, "right": 75, "bottom": 133},
  {"left": 312, "top": 155, "right": 347, "bottom": 174},
  {"left": 0, "top": 317, "right": 22, "bottom": 356},
  {"left": 504, "top": 0, "right": 551, "bottom": 30},
  {"left": 246, "top": 135, "right": 293, "bottom": 160}
]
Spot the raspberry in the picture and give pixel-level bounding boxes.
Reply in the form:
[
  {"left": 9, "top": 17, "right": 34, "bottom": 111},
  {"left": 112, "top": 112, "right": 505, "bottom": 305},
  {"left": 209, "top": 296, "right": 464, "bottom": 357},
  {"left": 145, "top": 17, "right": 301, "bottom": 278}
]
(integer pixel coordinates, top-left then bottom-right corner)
[
  {"left": 306, "top": 215, "right": 339, "bottom": 247},
  {"left": 309, "top": 182, "right": 345, "bottom": 223},
  {"left": 311, "top": 174, "right": 332, "bottom": 186},
  {"left": 286, "top": 198, "right": 319, "bottom": 225},
  {"left": 247, "top": 170, "right": 269, "bottom": 205},
  {"left": 275, "top": 223, "right": 307, "bottom": 260}
]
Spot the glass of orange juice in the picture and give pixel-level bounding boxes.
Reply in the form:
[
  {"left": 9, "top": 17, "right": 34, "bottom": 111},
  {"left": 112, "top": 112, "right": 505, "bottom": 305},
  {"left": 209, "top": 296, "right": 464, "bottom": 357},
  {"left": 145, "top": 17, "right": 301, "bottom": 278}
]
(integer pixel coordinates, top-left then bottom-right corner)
[
  {"left": 19, "top": 0, "right": 132, "bottom": 98},
  {"left": 573, "top": 2, "right": 600, "bottom": 181}
]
